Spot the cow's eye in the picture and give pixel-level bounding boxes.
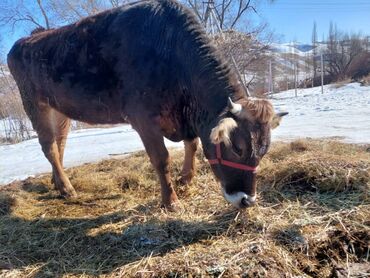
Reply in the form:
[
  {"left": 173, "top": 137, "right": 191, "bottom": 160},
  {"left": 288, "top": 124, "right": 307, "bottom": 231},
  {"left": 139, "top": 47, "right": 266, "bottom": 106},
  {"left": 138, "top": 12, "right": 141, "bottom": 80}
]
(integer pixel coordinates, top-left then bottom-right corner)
[
  {"left": 259, "top": 145, "right": 269, "bottom": 156},
  {"left": 232, "top": 142, "right": 243, "bottom": 157},
  {"left": 255, "top": 122, "right": 262, "bottom": 130}
]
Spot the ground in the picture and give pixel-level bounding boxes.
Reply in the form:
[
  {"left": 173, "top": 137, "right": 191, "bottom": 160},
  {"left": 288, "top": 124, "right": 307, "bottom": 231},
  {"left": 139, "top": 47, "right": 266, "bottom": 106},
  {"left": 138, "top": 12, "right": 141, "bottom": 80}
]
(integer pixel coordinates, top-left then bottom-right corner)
[{"left": 0, "top": 140, "right": 369, "bottom": 277}]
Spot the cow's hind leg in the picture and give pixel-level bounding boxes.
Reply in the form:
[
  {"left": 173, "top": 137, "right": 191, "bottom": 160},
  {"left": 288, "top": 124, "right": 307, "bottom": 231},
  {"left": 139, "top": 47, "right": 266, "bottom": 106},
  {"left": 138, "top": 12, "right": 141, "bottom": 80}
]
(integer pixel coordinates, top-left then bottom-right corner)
[
  {"left": 178, "top": 138, "right": 199, "bottom": 185},
  {"left": 51, "top": 111, "right": 71, "bottom": 190},
  {"left": 32, "top": 104, "right": 76, "bottom": 198}
]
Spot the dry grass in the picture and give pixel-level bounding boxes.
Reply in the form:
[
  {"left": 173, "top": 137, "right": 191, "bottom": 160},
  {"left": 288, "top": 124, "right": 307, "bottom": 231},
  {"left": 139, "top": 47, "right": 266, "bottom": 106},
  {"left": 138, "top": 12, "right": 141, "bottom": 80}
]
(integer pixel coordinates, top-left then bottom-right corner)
[
  {"left": 360, "top": 74, "right": 370, "bottom": 86},
  {"left": 331, "top": 79, "right": 353, "bottom": 89},
  {"left": 0, "top": 140, "right": 369, "bottom": 277}
]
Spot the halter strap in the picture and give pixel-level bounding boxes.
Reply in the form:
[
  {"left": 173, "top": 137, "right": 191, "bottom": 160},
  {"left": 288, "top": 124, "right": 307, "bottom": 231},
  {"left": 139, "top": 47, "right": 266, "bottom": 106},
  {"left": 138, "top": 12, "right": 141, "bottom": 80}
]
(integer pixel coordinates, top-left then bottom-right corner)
[{"left": 208, "top": 143, "right": 258, "bottom": 172}]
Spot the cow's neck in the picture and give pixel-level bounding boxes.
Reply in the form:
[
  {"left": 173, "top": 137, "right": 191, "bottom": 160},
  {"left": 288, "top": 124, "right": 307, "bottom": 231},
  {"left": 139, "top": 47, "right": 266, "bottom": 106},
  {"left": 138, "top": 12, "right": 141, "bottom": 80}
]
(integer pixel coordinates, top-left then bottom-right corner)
[
  {"left": 177, "top": 30, "right": 245, "bottom": 141},
  {"left": 190, "top": 71, "right": 243, "bottom": 145}
]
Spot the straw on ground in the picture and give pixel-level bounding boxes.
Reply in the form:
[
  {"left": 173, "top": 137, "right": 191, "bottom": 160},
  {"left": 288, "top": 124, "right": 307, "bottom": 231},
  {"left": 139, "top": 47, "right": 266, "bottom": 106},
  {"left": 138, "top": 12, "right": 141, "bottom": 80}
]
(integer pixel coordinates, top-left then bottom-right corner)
[{"left": 0, "top": 139, "right": 369, "bottom": 277}]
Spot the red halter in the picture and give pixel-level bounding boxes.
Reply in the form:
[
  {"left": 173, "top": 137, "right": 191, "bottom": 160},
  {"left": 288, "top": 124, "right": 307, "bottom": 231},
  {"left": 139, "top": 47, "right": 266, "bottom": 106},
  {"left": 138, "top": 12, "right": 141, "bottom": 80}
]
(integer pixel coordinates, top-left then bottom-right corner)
[{"left": 208, "top": 143, "right": 258, "bottom": 173}]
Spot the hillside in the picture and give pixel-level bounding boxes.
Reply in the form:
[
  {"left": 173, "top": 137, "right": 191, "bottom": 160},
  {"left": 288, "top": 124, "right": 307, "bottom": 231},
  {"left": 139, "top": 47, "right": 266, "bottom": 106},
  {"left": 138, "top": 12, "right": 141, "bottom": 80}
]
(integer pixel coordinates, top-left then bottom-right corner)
[
  {"left": 270, "top": 42, "right": 327, "bottom": 57},
  {"left": 268, "top": 42, "right": 327, "bottom": 85},
  {"left": 0, "top": 140, "right": 369, "bottom": 277}
]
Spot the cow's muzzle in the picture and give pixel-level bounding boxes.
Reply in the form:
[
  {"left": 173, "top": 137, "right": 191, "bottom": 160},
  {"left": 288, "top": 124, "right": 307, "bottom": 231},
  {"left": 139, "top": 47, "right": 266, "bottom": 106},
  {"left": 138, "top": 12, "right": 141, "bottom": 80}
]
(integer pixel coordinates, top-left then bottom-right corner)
[
  {"left": 240, "top": 195, "right": 256, "bottom": 208},
  {"left": 222, "top": 190, "right": 256, "bottom": 209}
]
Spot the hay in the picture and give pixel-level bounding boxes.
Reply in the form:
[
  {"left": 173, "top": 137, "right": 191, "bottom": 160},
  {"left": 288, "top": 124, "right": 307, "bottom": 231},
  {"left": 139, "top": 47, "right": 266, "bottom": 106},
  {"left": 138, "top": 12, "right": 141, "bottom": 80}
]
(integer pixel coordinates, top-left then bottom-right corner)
[
  {"left": 260, "top": 140, "right": 370, "bottom": 193},
  {"left": 0, "top": 139, "right": 369, "bottom": 277}
]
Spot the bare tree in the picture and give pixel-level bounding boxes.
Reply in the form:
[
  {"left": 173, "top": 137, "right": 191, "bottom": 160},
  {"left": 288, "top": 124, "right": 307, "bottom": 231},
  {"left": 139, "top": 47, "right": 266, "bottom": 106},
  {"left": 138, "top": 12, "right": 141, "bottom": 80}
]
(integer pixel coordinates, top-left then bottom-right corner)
[
  {"left": 0, "top": 0, "right": 51, "bottom": 30},
  {"left": 0, "top": 63, "right": 32, "bottom": 142},
  {"left": 37, "top": 0, "right": 51, "bottom": 29},
  {"left": 109, "top": 0, "right": 128, "bottom": 8},
  {"left": 48, "top": 0, "right": 132, "bottom": 24},
  {"left": 0, "top": 0, "right": 132, "bottom": 31},
  {"left": 181, "top": 0, "right": 276, "bottom": 93},
  {"left": 325, "top": 23, "right": 366, "bottom": 81},
  {"left": 183, "top": 0, "right": 274, "bottom": 30},
  {"left": 212, "top": 28, "right": 272, "bottom": 93}
]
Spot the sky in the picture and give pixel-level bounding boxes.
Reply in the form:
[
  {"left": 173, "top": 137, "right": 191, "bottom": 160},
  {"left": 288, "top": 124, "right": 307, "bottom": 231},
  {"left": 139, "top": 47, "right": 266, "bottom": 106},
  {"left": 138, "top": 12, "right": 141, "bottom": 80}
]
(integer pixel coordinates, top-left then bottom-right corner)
[{"left": 256, "top": 0, "right": 370, "bottom": 43}]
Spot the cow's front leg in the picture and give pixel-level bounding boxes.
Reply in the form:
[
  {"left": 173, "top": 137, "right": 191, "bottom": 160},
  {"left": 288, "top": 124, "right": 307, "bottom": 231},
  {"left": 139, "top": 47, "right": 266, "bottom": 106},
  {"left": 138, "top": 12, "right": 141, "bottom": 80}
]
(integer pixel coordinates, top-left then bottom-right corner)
[
  {"left": 178, "top": 138, "right": 199, "bottom": 185},
  {"left": 135, "top": 126, "right": 178, "bottom": 209}
]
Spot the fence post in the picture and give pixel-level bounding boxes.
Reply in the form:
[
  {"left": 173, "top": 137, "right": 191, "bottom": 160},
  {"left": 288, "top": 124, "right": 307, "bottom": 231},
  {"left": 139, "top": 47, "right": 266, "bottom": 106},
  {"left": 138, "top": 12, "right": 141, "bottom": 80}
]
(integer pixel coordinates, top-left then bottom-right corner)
[{"left": 321, "top": 53, "right": 324, "bottom": 94}]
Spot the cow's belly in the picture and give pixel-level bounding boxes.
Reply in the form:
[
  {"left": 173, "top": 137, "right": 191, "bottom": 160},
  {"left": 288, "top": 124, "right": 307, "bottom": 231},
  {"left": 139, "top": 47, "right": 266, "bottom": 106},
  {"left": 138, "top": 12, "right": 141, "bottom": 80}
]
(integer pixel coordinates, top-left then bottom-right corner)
[
  {"left": 156, "top": 115, "right": 184, "bottom": 142},
  {"left": 57, "top": 101, "right": 126, "bottom": 124},
  {"left": 40, "top": 85, "right": 126, "bottom": 124}
]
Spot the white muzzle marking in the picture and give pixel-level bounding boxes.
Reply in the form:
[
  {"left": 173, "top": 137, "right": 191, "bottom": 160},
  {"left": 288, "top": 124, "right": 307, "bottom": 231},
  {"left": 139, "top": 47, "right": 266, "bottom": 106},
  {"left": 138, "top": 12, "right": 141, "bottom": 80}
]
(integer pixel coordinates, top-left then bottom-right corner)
[{"left": 222, "top": 190, "right": 256, "bottom": 208}]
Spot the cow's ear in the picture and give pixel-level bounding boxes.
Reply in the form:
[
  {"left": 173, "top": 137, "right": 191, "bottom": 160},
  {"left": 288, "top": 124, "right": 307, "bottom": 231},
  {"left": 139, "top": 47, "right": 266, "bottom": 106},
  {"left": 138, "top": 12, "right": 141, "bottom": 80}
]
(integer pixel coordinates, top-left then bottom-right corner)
[
  {"left": 271, "top": 112, "right": 288, "bottom": 129},
  {"left": 210, "top": 118, "right": 238, "bottom": 146}
]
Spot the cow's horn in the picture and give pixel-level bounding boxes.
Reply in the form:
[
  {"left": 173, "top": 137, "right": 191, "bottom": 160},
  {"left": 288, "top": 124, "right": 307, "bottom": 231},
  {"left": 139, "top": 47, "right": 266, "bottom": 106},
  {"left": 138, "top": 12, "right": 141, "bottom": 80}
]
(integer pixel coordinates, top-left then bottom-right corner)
[{"left": 228, "top": 97, "right": 242, "bottom": 115}]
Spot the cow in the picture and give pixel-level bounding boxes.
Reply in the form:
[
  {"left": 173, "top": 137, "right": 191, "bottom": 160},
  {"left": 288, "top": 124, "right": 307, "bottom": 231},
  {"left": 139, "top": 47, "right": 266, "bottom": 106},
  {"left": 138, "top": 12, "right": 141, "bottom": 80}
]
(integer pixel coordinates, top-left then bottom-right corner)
[{"left": 7, "top": 0, "right": 286, "bottom": 210}]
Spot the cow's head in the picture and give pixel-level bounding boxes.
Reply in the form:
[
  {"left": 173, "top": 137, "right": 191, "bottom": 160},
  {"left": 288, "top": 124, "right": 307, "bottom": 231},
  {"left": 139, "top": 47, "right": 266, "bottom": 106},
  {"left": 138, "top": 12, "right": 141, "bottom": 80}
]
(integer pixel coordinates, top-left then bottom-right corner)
[{"left": 206, "top": 97, "right": 287, "bottom": 209}]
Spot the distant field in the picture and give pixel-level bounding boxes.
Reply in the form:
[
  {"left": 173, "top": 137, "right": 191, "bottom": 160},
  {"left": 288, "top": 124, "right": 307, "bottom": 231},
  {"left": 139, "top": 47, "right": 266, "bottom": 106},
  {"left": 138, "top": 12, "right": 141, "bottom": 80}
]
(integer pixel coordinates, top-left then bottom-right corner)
[{"left": 0, "top": 140, "right": 369, "bottom": 277}]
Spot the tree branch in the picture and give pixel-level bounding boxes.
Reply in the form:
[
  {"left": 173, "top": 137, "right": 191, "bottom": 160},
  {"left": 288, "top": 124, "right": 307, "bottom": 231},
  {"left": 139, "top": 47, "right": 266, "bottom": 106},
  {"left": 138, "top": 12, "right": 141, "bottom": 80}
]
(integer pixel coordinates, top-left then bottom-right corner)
[
  {"left": 230, "top": 0, "right": 252, "bottom": 29},
  {"left": 36, "top": 0, "right": 50, "bottom": 29}
]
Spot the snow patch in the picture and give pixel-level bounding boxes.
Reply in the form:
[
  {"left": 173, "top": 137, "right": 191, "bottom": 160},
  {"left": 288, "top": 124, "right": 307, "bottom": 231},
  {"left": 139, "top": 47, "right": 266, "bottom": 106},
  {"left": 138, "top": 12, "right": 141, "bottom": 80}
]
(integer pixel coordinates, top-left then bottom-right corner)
[
  {"left": 271, "top": 82, "right": 370, "bottom": 144},
  {"left": 0, "top": 125, "right": 182, "bottom": 185}
]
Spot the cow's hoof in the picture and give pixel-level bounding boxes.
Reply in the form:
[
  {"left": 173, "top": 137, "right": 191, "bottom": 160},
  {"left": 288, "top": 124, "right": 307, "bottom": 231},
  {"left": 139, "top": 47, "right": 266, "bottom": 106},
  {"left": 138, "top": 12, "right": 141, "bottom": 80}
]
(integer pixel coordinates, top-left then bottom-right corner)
[
  {"left": 51, "top": 175, "right": 59, "bottom": 190},
  {"left": 60, "top": 188, "right": 78, "bottom": 199},
  {"left": 176, "top": 174, "right": 193, "bottom": 186},
  {"left": 161, "top": 201, "right": 181, "bottom": 212}
]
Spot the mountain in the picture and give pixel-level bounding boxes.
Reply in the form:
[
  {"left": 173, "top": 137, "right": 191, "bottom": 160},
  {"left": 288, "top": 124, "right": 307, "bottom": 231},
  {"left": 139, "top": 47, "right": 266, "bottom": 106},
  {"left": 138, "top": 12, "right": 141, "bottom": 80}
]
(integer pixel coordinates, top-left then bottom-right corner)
[
  {"left": 266, "top": 42, "right": 328, "bottom": 88},
  {"left": 270, "top": 42, "right": 327, "bottom": 56}
]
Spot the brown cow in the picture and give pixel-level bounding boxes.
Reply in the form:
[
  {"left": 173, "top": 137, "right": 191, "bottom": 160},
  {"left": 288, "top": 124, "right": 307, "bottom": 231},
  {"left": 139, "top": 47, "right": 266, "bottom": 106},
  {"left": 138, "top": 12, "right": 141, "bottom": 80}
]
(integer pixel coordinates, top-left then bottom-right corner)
[{"left": 7, "top": 0, "right": 286, "bottom": 209}]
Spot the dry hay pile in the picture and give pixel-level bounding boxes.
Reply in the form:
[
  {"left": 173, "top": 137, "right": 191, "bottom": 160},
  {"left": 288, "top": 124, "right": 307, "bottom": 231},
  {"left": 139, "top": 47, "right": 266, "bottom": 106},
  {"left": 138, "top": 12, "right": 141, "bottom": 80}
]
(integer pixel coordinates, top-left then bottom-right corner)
[{"left": 0, "top": 139, "right": 369, "bottom": 277}]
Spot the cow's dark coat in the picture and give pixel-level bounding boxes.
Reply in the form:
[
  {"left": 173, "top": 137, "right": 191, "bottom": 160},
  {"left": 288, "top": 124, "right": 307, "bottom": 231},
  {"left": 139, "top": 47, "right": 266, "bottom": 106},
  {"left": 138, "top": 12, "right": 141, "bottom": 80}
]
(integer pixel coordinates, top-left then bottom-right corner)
[{"left": 8, "top": 0, "right": 284, "bottom": 209}]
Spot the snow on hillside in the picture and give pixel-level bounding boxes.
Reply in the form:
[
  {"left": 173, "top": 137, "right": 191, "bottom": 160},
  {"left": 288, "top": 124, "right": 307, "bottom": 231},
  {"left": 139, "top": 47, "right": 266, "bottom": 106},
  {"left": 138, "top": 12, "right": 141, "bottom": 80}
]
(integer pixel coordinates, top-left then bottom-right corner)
[
  {"left": 270, "top": 42, "right": 327, "bottom": 56},
  {"left": 0, "top": 82, "right": 369, "bottom": 185},
  {"left": 270, "top": 43, "right": 310, "bottom": 57},
  {"left": 269, "top": 42, "right": 329, "bottom": 84},
  {"left": 271, "top": 82, "right": 370, "bottom": 144}
]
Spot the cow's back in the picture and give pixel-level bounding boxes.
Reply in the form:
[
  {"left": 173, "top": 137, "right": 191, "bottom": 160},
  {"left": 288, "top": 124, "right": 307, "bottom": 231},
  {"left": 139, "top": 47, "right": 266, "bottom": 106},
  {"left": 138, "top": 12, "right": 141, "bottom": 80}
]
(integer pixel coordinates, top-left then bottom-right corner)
[
  {"left": 8, "top": 0, "right": 171, "bottom": 90},
  {"left": 7, "top": 0, "right": 200, "bottom": 125}
]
